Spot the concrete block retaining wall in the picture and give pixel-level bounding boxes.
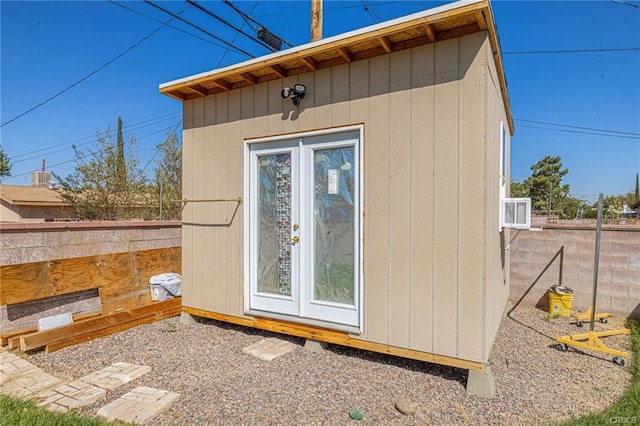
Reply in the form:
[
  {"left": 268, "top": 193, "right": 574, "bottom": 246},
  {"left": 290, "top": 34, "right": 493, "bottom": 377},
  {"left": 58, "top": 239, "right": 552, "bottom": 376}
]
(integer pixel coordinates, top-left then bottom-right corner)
[
  {"left": 0, "top": 221, "right": 181, "bottom": 332},
  {"left": 0, "top": 221, "right": 181, "bottom": 266},
  {"left": 509, "top": 224, "right": 640, "bottom": 319}
]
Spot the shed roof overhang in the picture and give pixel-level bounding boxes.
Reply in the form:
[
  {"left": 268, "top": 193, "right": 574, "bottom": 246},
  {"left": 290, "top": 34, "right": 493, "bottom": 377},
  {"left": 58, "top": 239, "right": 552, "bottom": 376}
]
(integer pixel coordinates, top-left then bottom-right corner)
[{"left": 159, "top": 0, "right": 513, "bottom": 133}]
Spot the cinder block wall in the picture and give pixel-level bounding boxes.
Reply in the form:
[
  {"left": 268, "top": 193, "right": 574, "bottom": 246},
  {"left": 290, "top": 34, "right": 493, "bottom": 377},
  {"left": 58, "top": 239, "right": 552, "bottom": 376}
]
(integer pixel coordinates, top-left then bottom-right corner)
[
  {"left": 510, "top": 224, "right": 640, "bottom": 319},
  {"left": 0, "top": 221, "right": 181, "bottom": 332},
  {"left": 0, "top": 221, "right": 181, "bottom": 266}
]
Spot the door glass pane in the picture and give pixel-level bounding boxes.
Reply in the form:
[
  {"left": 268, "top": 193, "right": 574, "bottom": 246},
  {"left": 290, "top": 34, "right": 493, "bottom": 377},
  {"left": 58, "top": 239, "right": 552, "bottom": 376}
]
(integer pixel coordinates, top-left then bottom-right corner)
[
  {"left": 313, "top": 146, "right": 355, "bottom": 305},
  {"left": 257, "top": 153, "right": 292, "bottom": 296}
]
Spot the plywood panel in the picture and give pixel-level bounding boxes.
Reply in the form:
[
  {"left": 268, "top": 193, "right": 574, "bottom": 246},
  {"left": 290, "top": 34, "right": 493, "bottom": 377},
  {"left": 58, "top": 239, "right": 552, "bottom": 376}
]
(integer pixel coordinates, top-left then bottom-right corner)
[
  {"left": 0, "top": 248, "right": 180, "bottom": 310},
  {"left": 331, "top": 64, "right": 350, "bottom": 127},
  {"left": 363, "top": 54, "right": 390, "bottom": 343},
  {"left": 387, "top": 49, "right": 412, "bottom": 348},
  {"left": 191, "top": 97, "right": 206, "bottom": 311},
  {"left": 457, "top": 42, "right": 487, "bottom": 362},
  {"left": 281, "top": 76, "right": 299, "bottom": 135},
  {"left": 432, "top": 38, "right": 459, "bottom": 358},
  {"left": 409, "top": 43, "right": 435, "bottom": 352},
  {"left": 225, "top": 90, "right": 247, "bottom": 316},
  {"left": 253, "top": 83, "right": 269, "bottom": 136},
  {"left": 297, "top": 72, "right": 316, "bottom": 130},
  {"left": 313, "top": 68, "right": 332, "bottom": 125},
  {"left": 182, "top": 101, "right": 195, "bottom": 308},
  {"left": 349, "top": 59, "right": 369, "bottom": 102},
  {"left": 485, "top": 38, "right": 511, "bottom": 359},
  {"left": 267, "top": 79, "right": 284, "bottom": 135}
]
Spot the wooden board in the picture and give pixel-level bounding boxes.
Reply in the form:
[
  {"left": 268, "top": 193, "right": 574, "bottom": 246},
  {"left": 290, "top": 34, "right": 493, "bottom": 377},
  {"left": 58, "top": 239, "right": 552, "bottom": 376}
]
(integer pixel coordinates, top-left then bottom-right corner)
[
  {"left": 1, "top": 312, "right": 102, "bottom": 346},
  {"left": 45, "top": 306, "right": 181, "bottom": 352},
  {"left": 20, "top": 298, "right": 181, "bottom": 352},
  {"left": 183, "top": 306, "right": 484, "bottom": 372},
  {"left": 0, "top": 247, "right": 181, "bottom": 309}
]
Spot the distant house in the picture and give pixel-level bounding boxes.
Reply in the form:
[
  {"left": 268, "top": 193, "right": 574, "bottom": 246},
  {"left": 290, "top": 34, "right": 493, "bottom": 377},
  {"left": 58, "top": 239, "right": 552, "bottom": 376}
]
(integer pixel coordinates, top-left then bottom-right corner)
[
  {"left": 0, "top": 184, "right": 71, "bottom": 222},
  {"left": 160, "top": 0, "right": 515, "bottom": 397},
  {"left": 631, "top": 199, "right": 640, "bottom": 217}
]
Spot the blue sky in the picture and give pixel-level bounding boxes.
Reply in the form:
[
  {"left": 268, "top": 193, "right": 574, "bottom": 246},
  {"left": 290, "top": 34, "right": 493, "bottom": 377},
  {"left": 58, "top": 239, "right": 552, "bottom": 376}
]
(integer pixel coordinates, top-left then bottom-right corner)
[{"left": 1, "top": 0, "right": 639, "bottom": 204}]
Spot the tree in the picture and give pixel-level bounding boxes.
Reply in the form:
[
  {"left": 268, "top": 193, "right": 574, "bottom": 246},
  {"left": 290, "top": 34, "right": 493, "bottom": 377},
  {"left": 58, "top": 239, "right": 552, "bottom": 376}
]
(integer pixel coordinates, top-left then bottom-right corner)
[
  {"left": 635, "top": 173, "right": 639, "bottom": 202},
  {"left": 116, "top": 116, "right": 126, "bottom": 190},
  {"left": 524, "top": 155, "right": 569, "bottom": 213},
  {"left": 152, "top": 130, "right": 182, "bottom": 220},
  {"left": 518, "top": 155, "right": 583, "bottom": 219},
  {"left": 0, "top": 145, "right": 11, "bottom": 182},
  {"left": 509, "top": 180, "right": 529, "bottom": 197},
  {"left": 54, "top": 120, "right": 148, "bottom": 220}
]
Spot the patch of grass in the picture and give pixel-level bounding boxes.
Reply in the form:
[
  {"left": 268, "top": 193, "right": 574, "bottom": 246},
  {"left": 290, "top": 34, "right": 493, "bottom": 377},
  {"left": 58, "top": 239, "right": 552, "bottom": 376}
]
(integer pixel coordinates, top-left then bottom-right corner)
[
  {"left": 0, "top": 394, "right": 136, "bottom": 426},
  {"left": 560, "top": 319, "right": 640, "bottom": 426}
]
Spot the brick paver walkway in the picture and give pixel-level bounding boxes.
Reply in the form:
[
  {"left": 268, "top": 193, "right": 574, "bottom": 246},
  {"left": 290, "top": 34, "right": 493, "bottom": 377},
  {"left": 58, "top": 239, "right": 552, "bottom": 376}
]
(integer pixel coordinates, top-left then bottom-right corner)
[{"left": 0, "top": 349, "right": 178, "bottom": 424}]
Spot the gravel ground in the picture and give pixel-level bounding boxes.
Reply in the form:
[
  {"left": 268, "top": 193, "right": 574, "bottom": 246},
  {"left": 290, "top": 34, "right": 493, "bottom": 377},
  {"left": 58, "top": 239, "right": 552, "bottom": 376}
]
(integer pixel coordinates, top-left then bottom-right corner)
[{"left": 23, "top": 307, "right": 633, "bottom": 425}]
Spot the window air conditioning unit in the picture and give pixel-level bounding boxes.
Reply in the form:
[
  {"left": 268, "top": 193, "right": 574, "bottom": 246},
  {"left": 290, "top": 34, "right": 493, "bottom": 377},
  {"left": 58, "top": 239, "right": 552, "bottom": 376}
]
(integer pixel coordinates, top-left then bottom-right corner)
[{"left": 501, "top": 197, "right": 531, "bottom": 229}]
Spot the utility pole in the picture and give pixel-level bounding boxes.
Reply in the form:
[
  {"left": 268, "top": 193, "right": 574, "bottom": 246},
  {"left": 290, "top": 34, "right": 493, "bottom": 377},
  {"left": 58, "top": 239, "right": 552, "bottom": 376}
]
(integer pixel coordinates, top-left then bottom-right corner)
[
  {"left": 548, "top": 182, "right": 552, "bottom": 218},
  {"left": 311, "top": 0, "right": 322, "bottom": 41}
]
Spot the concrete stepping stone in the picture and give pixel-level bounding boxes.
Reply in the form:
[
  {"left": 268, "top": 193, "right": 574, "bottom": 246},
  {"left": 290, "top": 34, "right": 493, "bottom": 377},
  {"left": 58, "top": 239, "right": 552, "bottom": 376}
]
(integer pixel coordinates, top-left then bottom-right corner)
[
  {"left": 79, "top": 362, "right": 151, "bottom": 390},
  {"left": 242, "top": 337, "right": 297, "bottom": 361},
  {"left": 97, "top": 386, "right": 180, "bottom": 425},
  {"left": 0, "top": 353, "right": 61, "bottom": 398},
  {"left": 32, "top": 380, "right": 106, "bottom": 413}
]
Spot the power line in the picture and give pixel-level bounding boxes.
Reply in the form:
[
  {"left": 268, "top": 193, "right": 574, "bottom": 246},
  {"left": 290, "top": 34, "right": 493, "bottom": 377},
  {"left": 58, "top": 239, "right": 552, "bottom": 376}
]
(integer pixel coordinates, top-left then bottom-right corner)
[
  {"left": 108, "top": 0, "right": 232, "bottom": 50},
  {"left": 144, "top": 0, "right": 255, "bottom": 58},
  {"left": 361, "top": 0, "right": 383, "bottom": 23},
  {"left": 186, "top": 0, "right": 275, "bottom": 52},
  {"left": 10, "top": 113, "right": 181, "bottom": 164},
  {"left": 612, "top": 0, "right": 640, "bottom": 9},
  {"left": 514, "top": 118, "right": 640, "bottom": 137},
  {"left": 517, "top": 124, "right": 640, "bottom": 140},
  {"left": 141, "top": 122, "right": 182, "bottom": 173},
  {"left": 503, "top": 47, "right": 640, "bottom": 55},
  {"left": 12, "top": 123, "right": 182, "bottom": 179},
  {"left": 0, "top": 9, "right": 183, "bottom": 129},
  {"left": 222, "top": 0, "right": 293, "bottom": 48},
  {"left": 217, "top": 1, "right": 260, "bottom": 67}
]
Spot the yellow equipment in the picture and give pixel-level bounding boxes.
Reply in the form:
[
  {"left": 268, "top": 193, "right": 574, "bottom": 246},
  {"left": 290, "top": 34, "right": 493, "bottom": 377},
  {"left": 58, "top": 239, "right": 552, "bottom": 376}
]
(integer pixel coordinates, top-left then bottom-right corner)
[
  {"left": 555, "top": 194, "right": 629, "bottom": 367},
  {"left": 574, "top": 306, "right": 614, "bottom": 328}
]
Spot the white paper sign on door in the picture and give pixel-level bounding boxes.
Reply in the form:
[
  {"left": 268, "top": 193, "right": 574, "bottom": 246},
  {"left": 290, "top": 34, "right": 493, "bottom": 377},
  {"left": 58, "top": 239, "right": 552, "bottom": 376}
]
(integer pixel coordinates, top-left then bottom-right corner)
[{"left": 328, "top": 169, "right": 339, "bottom": 194}]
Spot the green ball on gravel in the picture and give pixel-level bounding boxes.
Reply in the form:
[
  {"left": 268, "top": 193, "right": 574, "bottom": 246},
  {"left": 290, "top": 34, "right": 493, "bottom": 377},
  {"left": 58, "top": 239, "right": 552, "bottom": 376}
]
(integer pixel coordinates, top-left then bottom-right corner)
[{"left": 349, "top": 408, "right": 363, "bottom": 420}]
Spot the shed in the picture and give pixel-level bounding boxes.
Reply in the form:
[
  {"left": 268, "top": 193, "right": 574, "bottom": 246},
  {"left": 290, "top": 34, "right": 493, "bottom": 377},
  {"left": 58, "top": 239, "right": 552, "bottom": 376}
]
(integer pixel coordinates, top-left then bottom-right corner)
[{"left": 160, "top": 0, "right": 514, "bottom": 397}]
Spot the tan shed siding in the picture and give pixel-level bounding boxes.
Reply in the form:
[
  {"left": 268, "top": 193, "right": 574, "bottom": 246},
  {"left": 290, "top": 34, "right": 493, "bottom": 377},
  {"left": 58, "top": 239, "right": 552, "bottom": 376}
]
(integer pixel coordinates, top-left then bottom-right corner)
[
  {"left": 432, "top": 37, "right": 460, "bottom": 358},
  {"left": 181, "top": 31, "right": 501, "bottom": 363},
  {"left": 193, "top": 98, "right": 208, "bottom": 310},
  {"left": 484, "top": 33, "right": 511, "bottom": 360},
  {"left": 388, "top": 49, "right": 413, "bottom": 348},
  {"left": 409, "top": 43, "right": 436, "bottom": 353},
  {"left": 364, "top": 54, "right": 391, "bottom": 344},
  {"left": 457, "top": 32, "right": 490, "bottom": 361},
  {"left": 227, "top": 90, "right": 245, "bottom": 314},
  {"left": 182, "top": 100, "right": 195, "bottom": 309}
]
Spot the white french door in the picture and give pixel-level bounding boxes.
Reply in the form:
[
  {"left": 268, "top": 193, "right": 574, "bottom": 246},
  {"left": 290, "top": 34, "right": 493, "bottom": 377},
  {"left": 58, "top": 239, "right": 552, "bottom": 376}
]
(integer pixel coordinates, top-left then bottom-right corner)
[{"left": 246, "top": 128, "right": 362, "bottom": 330}]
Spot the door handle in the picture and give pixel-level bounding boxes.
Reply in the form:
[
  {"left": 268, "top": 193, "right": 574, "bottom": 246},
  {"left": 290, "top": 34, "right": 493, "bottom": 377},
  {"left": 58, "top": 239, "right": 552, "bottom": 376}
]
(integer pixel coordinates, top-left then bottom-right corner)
[{"left": 291, "top": 236, "right": 300, "bottom": 245}]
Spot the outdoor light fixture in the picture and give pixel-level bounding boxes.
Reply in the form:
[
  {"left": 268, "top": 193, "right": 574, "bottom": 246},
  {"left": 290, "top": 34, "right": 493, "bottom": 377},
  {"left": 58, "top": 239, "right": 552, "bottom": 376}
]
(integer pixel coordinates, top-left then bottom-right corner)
[{"left": 281, "top": 84, "right": 306, "bottom": 106}]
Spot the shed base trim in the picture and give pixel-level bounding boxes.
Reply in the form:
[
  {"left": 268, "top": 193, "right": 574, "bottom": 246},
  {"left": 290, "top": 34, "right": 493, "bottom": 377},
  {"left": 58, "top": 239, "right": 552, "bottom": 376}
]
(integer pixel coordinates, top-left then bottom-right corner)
[{"left": 182, "top": 306, "right": 484, "bottom": 371}]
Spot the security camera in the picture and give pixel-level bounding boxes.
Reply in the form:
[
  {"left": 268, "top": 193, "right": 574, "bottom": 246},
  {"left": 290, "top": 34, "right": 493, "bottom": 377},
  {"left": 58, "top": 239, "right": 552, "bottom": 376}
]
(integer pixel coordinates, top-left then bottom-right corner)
[{"left": 281, "top": 84, "right": 306, "bottom": 106}]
